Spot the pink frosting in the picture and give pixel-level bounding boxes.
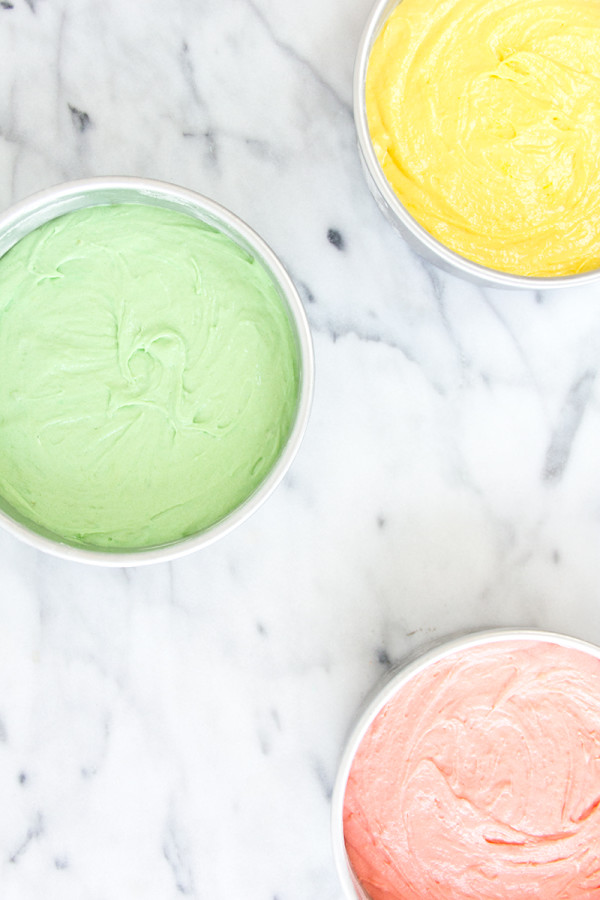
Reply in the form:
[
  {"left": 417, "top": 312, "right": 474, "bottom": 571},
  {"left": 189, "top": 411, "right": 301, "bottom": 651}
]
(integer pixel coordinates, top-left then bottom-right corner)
[{"left": 343, "top": 640, "right": 600, "bottom": 899}]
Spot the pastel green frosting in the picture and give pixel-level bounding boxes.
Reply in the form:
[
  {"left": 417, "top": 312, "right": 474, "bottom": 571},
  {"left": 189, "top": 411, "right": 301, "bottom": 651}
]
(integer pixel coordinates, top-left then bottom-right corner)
[{"left": 0, "top": 203, "right": 300, "bottom": 550}]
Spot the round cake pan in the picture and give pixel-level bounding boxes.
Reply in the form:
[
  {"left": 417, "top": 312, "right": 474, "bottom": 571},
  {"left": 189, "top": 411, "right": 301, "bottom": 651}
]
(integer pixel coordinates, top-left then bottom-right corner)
[
  {"left": 354, "top": 0, "right": 600, "bottom": 290},
  {"left": 331, "top": 627, "right": 600, "bottom": 899},
  {"left": 0, "top": 176, "right": 314, "bottom": 566}
]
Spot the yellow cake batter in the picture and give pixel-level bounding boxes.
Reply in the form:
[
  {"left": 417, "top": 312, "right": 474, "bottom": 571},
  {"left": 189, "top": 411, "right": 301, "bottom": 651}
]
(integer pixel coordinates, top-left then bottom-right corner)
[{"left": 366, "top": 0, "right": 600, "bottom": 276}]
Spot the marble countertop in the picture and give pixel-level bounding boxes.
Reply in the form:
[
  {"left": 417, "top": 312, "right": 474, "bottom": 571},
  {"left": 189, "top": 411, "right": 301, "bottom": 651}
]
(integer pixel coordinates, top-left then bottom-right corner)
[{"left": 1, "top": 1, "right": 600, "bottom": 897}]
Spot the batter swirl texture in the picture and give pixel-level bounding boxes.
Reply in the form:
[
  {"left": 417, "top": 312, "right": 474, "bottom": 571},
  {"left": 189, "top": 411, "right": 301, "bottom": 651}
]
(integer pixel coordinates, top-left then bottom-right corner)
[
  {"left": 0, "top": 204, "right": 300, "bottom": 549},
  {"left": 344, "top": 640, "right": 600, "bottom": 899},
  {"left": 366, "top": 0, "right": 600, "bottom": 275}
]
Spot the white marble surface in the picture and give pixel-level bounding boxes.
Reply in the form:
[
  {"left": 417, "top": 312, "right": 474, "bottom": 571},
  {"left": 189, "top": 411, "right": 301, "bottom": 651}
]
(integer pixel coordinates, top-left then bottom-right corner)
[{"left": 1, "top": 0, "right": 600, "bottom": 897}]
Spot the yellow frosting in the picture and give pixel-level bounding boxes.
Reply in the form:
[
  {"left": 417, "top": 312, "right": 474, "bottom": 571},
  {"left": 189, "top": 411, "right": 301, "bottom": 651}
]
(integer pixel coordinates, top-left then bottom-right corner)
[{"left": 366, "top": 0, "right": 600, "bottom": 276}]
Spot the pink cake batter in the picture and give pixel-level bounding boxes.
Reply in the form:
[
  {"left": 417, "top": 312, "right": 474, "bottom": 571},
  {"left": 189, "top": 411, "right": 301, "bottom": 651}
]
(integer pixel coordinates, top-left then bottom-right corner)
[{"left": 343, "top": 640, "right": 600, "bottom": 899}]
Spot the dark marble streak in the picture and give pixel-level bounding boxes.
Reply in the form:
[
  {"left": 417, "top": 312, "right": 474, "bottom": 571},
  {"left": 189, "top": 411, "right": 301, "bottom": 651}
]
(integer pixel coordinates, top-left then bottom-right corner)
[
  {"left": 68, "top": 104, "right": 92, "bottom": 133},
  {"left": 543, "top": 368, "right": 597, "bottom": 482},
  {"left": 163, "top": 821, "right": 195, "bottom": 896},
  {"left": 327, "top": 228, "right": 344, "bottom": 251},
  {"left": 245, "top": 0, "right": 352, "bottom": 115},
  {"left": 9, "top": 812, "right": 44, "bottom": 864}
]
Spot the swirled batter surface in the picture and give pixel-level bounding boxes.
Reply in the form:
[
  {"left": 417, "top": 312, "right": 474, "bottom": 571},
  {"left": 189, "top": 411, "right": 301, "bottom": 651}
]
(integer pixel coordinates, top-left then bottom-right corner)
[
  {"left": 366, "top": 0, "right": 600, "bottom": 275},
  {"left": 344, "top": 640, "right": 600, "bottom": 899},
  {"left": 0, "top": 204, "right": 300, "bottom": 550}
]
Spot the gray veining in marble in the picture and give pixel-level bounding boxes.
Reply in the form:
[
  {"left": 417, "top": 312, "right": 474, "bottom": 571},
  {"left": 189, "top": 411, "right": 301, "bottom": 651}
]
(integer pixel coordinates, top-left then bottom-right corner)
[{"left": 1, "top": 1, "right": 600, "bottom": 897}]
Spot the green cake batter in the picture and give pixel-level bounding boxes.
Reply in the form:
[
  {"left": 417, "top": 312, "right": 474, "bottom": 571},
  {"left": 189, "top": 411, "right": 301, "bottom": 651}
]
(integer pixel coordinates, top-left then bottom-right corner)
[{"left": 0, "top": 203, "right": 300, "bottom": 550}]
